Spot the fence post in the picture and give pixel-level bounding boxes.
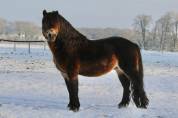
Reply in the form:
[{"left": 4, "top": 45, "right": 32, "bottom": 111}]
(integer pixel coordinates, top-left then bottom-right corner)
[
  {"left": 28, "top": 42, "right": 31, "bottom": 54},
  {"left": 0, "top": 39, "right": 45, "bottom": 54},
  {"left": 44, "top": 41, "right": 46, "bottom": 50},
  {"left": 13, "top": 41, "right": 16, "bottom": 51}
]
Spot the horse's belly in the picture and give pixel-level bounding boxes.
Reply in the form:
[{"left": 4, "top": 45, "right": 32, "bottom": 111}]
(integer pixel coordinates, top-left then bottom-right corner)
[{"left": 79, "top": 55, "right": 118, "bottom": 77}]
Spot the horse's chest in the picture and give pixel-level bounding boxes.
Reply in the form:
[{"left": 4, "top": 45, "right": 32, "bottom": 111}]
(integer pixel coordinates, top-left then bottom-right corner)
[{"left": 53, "top": 55, "right": 68, "bottom": 73}]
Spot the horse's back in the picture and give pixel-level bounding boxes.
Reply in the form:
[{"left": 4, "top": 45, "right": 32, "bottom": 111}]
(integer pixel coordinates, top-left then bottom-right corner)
[
  {"left": 90, "top": 36, "right": 140, "bottom": 55},
  {"left": 91, "top": 37, "right": 141, "bottom": 70},
  {"left": 94, "top": 36, "right": 138, "bottom": 48}
]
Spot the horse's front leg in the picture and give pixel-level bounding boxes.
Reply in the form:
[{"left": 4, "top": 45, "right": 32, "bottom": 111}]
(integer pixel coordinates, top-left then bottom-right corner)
[
  {"left": 66, "top": 78, "right": 80, "bottom": 112},
  {"left": 61, "top": 62, "right": 80, "bottom": 111}
]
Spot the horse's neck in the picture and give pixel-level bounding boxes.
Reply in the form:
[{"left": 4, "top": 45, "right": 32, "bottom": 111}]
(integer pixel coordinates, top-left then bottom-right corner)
[
  {"left": 59, "top": 30, "right": 89, "bottom": 51},
  {"left": 59, "top": 19, "right": 89, "bottom": 46},
  {"left": 48, "top": 39, "right": 63, "bottom": 56},
  {"left": 48, "top": 42, "right": 58, "bottom": 56},
  {"left": 49, "top": 20, "right": 89, "bottom": 54},
  {"left": 60, "top": 29, "right": 87, "bottom": 42}
]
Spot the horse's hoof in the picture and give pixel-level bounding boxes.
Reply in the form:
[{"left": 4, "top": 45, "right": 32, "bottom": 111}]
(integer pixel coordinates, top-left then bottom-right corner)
[
  {"left": 118, "top": 102, "right": 129, "bottom": 108},
  {"left": 67, "top": 103, "right": 80, "bottom": 112},
  {"left": 135, "top": 103, "right": 148, "bottom": 109},
  {"left": 134, "top": 96, "right": 149, "bottom": 109},
  {"left": 68, "top": 106, "right": 79, "bottom": 112}
]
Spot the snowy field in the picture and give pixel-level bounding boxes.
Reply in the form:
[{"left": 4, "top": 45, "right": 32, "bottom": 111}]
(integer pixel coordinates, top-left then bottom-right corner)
[{"left": 0, "top": 43, "right": 178, "bottom": 118}]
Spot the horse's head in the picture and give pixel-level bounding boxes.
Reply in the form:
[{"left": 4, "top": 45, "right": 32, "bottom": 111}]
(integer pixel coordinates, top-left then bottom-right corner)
[{"left": 42, "top": 10, "right": 60, "bottom": 42}]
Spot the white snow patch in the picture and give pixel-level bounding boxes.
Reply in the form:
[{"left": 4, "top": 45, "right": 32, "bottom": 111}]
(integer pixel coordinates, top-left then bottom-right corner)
[{"left": 0, "top": 44, "right": 178, "bottom": 118}]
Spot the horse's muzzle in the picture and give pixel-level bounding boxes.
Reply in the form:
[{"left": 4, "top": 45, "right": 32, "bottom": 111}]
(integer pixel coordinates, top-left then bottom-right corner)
[{"left": 45, "top": 29, "right": 58, "bottom": 42}]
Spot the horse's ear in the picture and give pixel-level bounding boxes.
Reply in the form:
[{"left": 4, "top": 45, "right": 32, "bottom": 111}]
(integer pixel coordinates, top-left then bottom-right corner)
[
  {"left": 43, "top": 10, "right": 47, "bottom": 16},
  {"left": 55, "top": 11, "right": 59, "bottom": 15}
]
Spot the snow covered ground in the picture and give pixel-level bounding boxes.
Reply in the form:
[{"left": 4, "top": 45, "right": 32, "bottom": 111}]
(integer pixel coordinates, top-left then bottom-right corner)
[{"left": 0, "top": 44, "right": 178, "bottom": 118}]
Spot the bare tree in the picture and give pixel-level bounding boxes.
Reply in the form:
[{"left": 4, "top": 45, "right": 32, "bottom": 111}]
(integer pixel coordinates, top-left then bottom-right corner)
[
  {"left": 133, "top": 15, "right": 152, "bottom": 49},
  {"left": 170, "top": 12, "right": 178, "bottom": 50},
  {"left": 156, "top": 12, "right": 172, "bottom": 51}
]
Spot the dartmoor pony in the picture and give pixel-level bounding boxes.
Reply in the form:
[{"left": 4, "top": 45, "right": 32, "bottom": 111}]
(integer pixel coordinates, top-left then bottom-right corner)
[{"left": 42, "top": 10, "right": 149, "bottom": 111}]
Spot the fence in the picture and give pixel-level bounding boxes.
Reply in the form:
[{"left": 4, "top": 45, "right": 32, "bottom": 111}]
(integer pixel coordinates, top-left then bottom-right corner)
[{"left": 0, "top": 39, "right": 47, "bottom": 54}]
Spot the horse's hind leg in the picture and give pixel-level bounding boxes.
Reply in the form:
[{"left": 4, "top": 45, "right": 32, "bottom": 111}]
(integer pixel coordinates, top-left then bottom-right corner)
[
  {"left": 115, "top": 68, "right": 131, "bottom": 108},
  {"left": 129, "top": 69, "right": 149, "bottom": 108}
]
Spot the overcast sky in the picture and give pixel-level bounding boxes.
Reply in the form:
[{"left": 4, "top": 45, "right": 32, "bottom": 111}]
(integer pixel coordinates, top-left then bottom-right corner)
[{"left": 0, "top": 0, "right": 178, "bottom": 28}]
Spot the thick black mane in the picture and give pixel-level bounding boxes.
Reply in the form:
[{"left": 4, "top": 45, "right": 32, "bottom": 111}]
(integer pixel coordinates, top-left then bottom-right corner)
[{"left": 57, "top": 14, "right": 89, "bottom": 48}]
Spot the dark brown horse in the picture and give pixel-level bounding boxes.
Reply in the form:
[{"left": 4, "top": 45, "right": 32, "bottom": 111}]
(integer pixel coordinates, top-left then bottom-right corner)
[{"left": 42, "top": 10, "right": 149, "bottom": 111}]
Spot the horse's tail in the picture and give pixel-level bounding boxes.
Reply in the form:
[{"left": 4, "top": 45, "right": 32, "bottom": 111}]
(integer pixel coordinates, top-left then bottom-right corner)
[
  {"left": 138, "top": 47, "right": 144, "bottom": 89},
  {"left": 131, "top": 46, "right": 149, "bottom": 108}
]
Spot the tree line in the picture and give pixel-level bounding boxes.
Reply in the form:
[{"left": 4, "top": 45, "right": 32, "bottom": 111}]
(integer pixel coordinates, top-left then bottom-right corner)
[
  {"left": 0, "top": 19, "right": 41, "bottom": 41},
  {"left": 0, "top": 11, "right": 178, "bottom": 51},
  {"left": 133, "top": 11, "right": 178, "bottom": 51}
]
